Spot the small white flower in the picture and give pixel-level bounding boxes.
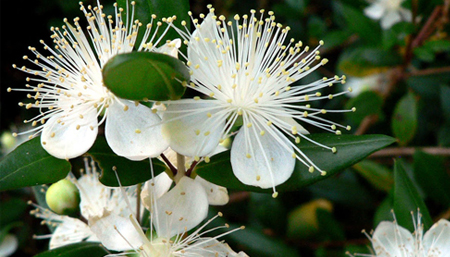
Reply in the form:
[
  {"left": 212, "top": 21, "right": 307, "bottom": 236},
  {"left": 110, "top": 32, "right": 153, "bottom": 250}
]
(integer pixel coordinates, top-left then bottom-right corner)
[
  {"left": 344, "top": 70, "right": 393, "bottom": 97},
  {"left": 8, "top": 1, "right": 180, "bottom": 160},
  {"left": 30, "top": 158, "right": 140, "bottom": 250},
  {"left": 364, "top": 0, "right": 412, "bottom": 29},
  {"left": 101, "top": 175, "right": 247, "bottom": 257},
  {"left": 348, "top": 212, "right": 450, "bottom": 257},
  {"left": 140, "top": 148, "right": 229, "bottom": 209},
  {"left": 162, "top": 6, "right": 353, "bottom": 195},
  {"left": 0, "top": 234, "right": 18, "bottom": 257}
]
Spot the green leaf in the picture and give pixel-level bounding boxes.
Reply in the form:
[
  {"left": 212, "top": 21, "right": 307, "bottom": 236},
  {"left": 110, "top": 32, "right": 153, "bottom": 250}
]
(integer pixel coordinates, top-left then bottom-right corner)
[
  {"left": 413, "top": 151, "right": 450, "bottom": 207},
  {"left": 87, "top": 136, "right": 167, "bottom": 186},
  {"left": 227, "top": 226, "right": 300, "bottom": 257},
  {"left": 373, "top": 193, "right": 394, "bottom": 227},
  {"left": 335, "top": 3, "right": 381, "bottom": 45},
  {"left": 382, "top": 22, "right": 415, "bottom": 50},
  {"left": 196, "top": 134, "right": 396, "bottom": 193},
  {"left": 345, "top": 91, "right": 383, "bottom": 125},
  {"left": 117, "top": 0, "right": 190, "bottom": 48},
  {"left": 393, "top": 160, "right": 433, "bottom": 232},
  {"left": 441, "top": 85, "right": 450, "bottom": 121},
  {"left": 338, "top": 47, "right": 402, "bottom": 77},
  {"left": 353, "top": 160, "right": 393, "bottom": 192},
  {"left": 103, "top": 52, "right": 188, "bottom": 101},
  {"left": 0, "top": 137, "right": 71, "bottom": 191},
  {"left": 34, "top": 242, "right": 108, "bottom": 257},
  {"left": 392, "top": 91, "right": 418, "bottom": 146}
]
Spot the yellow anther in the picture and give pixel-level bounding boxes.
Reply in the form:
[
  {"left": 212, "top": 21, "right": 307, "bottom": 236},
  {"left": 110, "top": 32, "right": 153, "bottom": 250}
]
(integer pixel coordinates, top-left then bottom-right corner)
[{"left": 135, "top": 129, "right": 141, "bottom": 134}]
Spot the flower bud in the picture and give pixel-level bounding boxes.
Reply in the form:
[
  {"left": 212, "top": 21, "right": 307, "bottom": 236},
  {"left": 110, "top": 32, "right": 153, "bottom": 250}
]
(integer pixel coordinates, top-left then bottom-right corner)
[{"left": 45, "top": 179, "right": 80, "bottom": 215}]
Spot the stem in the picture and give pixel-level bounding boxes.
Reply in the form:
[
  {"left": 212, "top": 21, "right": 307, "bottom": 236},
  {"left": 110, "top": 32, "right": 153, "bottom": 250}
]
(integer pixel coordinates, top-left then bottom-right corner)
[
  {"left": 160, "top": 153, "right": 177, "bottom": 176},
  {"left": 369, "top": 147, "right": 450, "bottom": 157},
  {"left": 136, "top": 183, "right": 141, "bottom": 224},
  {"left": 174, "top": 153, "right": 186, "bottom": 183}
]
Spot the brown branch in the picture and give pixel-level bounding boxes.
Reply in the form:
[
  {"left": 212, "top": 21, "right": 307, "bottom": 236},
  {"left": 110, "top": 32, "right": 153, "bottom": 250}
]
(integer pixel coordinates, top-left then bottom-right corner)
[
  {"left": 228, "top": 191, "right": 250, "bottom": 203},
  {"left": 412, "top": 6, "right": 443, "bottom": 48},
  {"left": 407, "top": 66, "right": 450, "bottom": 77},
  {"left": 354, "top": 115, "right": 379, "bottom": 135},
  {"left": 369, "top": 147, "right": 450, "bottom": 158}
]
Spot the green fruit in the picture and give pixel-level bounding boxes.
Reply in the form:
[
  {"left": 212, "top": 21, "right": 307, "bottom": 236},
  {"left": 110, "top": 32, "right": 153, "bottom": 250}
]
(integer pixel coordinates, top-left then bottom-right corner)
[{"left": 46, "top": 179, "right": 80, "bottom": 215}]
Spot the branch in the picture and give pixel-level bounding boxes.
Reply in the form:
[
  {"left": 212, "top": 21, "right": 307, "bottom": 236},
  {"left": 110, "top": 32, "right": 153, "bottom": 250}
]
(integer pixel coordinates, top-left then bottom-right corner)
[{"left": 369, "top": 147, "right": 450, "bottom": 158}]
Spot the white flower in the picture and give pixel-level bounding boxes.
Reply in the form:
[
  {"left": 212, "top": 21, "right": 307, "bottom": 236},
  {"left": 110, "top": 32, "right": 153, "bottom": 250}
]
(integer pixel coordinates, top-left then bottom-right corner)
[
  {"left": 344, "top": 71, "right": 393, "bottom": 97},
  {"left": 140, "top": 148, "right": 229, "bottom": 209},
  {"left": 8, "top": 1, "right": 180, "bottom": 160},
  {"left": 0, "top": 234, "right": 18, "bottom": 257},
  {"left": 162, "top": 6, "right": 353, "bottom": 195},
  {"left": 100, "top": 175, "right": 247, "bottom": 257},
  {"left": 30, "top": 158, "right": 140, "bottom": 250},
  {"left": 364, "top": 0, "right": 412, "bottom": 29},
  {"left": 348, "top": 212, "right": 450, "bottom": 257}
]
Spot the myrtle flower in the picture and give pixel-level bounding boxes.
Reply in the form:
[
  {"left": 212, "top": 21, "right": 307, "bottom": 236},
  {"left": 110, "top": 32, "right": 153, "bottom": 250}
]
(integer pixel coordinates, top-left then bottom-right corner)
[
  {"left": 364, "top": 0, "right": 412, "bottom": 29},
  {"left": 101, "top": 175, "right": 247, "bottom": 257},
  {"left": 0, "top": 234, "right": 18, "bottom": 257},
  {"left": 348, "top": 212, "right": 450, "bottom": 257},
  {"left": 30, "top": 158, "right": 140, "bottom": 250},
  {"left": 140, "top": 147, "right": 229, "bottom": 210},
  {"left": 8, "top": 1, "right": 179, "bottom": 160},
  {"left": 344, "top": 70, "right": 393, "bottom": 97},
  {"left": 162, "top": 6, "right": 354, "bottom": 195}
]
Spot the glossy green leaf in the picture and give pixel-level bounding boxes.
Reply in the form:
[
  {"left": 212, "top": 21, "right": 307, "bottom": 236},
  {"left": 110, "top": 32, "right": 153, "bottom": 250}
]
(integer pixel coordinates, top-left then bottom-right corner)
[
  {"left": 373, "top": 193, "right": 394, "bottom": 227},
  {"left": 338, "top": 47, "right": 402, "bottom": 77},
  {"left": 87, "top": 136, "right": 167, "bottom": 186},
  {"left": 392, "top": 91, "right": 418, "bottom": 146},
  {"left": 227, "top": 225, "right": 300, "bottom": 257},
  {"left": 353, "top": 160, "right": 393, "bottom": 192},
  {"left": 382, "top": 22, "right": 415, "bottom": 50},
  {"left": 103, "top": 52, "right": 188, "bottom": 101},
  {"left": 0, "top": 137, "right": 71, "bottom": 191},
  {"left": 393, "top": 160, "right": 433, "bottom": 232},
  {"left": 345, "top": 91, "right": 384, "bottom": 125},
  {"left": 34, "top": 242, "right": 108, "bottom": 257},
  {"left": 413, "top": 151, "right": 450, "bottom": 207},
  {"left": 317, "top": 208, "right": 345, "bottom": 241},
  {"left": 196, "top": 134, "right": 396, "bottom": 193},
  {"left": 441, "top": 85, "right": 450, "bottom": 121},
  {"left": 117, "top": 0, "right": 190, "bottom": 48},
  {"left": 335, "top": 3, "right": 381, "bottom": 45}
]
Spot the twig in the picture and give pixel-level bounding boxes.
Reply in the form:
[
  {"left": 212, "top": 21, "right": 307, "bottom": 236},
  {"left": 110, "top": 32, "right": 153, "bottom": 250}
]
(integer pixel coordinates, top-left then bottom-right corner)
[
  {"left": 228, "top": 191, "right": 250, "bottom": 203},
  {"left": 369, "top": 147, "right": 450, "bottom": 158},
  {"left": 412, "top": 6, "right": 443, "bottom": 48},
  {"left": 407, "top": 66, "right": 450, "bottom": 77},
  {"left": 136, "top": 183, "right": 141, "bottom": 224},
  {"left": 354, "top": 115, "right": 379, "bottom": 135}
]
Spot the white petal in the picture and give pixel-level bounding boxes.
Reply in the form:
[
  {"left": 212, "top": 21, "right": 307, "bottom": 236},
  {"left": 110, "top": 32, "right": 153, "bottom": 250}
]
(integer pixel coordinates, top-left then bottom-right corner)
[
  {"left": 380, "top": 11, "right": 402, "bottom": 29},
  {"left": 423, "top": 219, "right": 450, "bottom": 256},
  {"left": 50, "top": 216, "right": 94, "bottom": 249},
  {"left": 364, "top": 3, "right": 386, "bottom": 20},
  {"left": 195, "top": 176, "right": 229, "bottom": 206},
  {"left": 0, "top": 234, "right": 18, "bottom": 257},
  {"left": 184, "top": 238, "right": 248, "bottom": 257},
  {"left": 154, "top": 176, "right": 208, "bottom": 238},
  {"left": 399, "top": 8, "right": 412, "bottom": 22},
  {"left": 279, "top": 116, "right": 309, "bottom": 135},
  {"left": 371, "top": 221, "right": 414, "bottom": 256},
  {"left": 155, "top": 38, "right": 182, "bottom": 58},
  {"left": 89, "top": 210, "right": 144, "bottom": 251},
  {"left": 141, "top": 172, "right": 173, "bottom": 210},
  {"left": 105, "top": 100, "right": 168, "bottom": 160},
  {"left": 231, "top": 127, "right": 295, "bottom": 189},
  {"left": 41, "top": 109, "right": 98, "bottom": 159},
  {"left": 162, "top": 100, "right": 225, "bottom": 157}
]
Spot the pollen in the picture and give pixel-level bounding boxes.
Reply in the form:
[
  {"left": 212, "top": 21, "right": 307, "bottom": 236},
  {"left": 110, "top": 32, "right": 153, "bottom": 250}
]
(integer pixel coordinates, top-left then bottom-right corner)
[{"left": 135, "top": 129, "right": 141, "bottom": 134}]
